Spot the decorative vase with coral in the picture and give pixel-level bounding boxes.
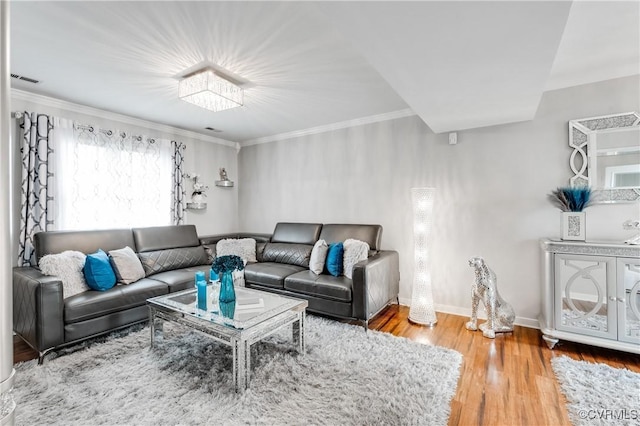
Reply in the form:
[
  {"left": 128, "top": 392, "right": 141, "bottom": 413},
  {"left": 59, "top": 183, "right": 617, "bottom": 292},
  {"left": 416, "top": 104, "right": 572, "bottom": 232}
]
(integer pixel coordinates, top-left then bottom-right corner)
[
  {"left": 211, "top": 255, "right": 245, "bottom": 303},
  {"left": 548, "top": 186, "right": 592, "bottom": 241}
]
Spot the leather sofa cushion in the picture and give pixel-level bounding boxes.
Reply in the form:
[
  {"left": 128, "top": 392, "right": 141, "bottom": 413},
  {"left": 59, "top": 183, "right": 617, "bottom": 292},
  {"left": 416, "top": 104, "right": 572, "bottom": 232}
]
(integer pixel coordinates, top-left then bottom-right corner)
[
  {"left": 138, "top": 246, "right": 208, "bottom": 276},
  {"left": 319, "top": 224, "right": 382, "bottom": 251},
  {"left": 256, "top": 242, "right": 267, "bottom": 262},
  {"left": 284, "top": 271, "right": 352, "bottom": 302},
  {"left": 65, "top": 305, "right": 149, "bottom": 343},
  {"left": 148, "top": 265, "right": 211, "bottom": 292},
  {"left": 34, "top": 228, "right": 134, "bottom": 266},
  {"left": 244, "top": 262, "right": 305, "bottom": 289},
  {"left": 271, "top": 223, "right": 322, "bottom": 245},
  {"left": 64, "top": 278, "right": 167, "bottom": 324},
  {"left": 262, "top": 243, "right": 313, "bottom": 267},
  {"left": 133, "top": 225, "right": 200, "bottom": 252}
]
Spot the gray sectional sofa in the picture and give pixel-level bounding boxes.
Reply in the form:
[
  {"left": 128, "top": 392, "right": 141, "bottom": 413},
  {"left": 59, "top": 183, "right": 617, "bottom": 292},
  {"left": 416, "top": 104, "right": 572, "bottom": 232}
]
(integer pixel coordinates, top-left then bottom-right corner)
[
  {"left": 201, "top": 222, "right": 400, "bottom": 329},
  {"left": 13, "top": 222, "right": 400, "bottom": 363}
]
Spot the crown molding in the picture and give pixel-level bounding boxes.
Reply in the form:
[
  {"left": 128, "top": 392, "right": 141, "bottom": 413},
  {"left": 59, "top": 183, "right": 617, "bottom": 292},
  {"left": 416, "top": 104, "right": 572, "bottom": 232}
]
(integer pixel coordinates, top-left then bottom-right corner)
[
  {"left": 241, "top": 108, "right": 416, "bottom": 147},
  {"left": 11, "top": 89, "right": 238, "bottom": 149}
]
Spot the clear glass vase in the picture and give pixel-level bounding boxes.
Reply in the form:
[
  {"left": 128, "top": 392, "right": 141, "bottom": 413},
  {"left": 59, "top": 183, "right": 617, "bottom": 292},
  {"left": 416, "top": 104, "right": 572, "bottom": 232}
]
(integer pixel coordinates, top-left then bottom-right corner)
[{"left": 218, "top": 271, "right": 236, "bottom": 303}]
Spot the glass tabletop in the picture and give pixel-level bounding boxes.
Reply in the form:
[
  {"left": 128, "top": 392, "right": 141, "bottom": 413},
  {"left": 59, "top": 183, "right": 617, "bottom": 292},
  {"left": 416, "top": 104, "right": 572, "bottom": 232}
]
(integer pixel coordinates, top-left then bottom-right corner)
[{"left": 148, "top": 283, "right": 307, "bottom": 330}]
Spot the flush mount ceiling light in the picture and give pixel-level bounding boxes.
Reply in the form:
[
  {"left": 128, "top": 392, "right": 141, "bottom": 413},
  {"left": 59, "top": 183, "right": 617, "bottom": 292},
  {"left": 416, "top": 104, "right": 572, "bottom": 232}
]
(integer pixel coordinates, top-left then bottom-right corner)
[{"left": 178, "top": 69, "right": 243, "bottom": 112}]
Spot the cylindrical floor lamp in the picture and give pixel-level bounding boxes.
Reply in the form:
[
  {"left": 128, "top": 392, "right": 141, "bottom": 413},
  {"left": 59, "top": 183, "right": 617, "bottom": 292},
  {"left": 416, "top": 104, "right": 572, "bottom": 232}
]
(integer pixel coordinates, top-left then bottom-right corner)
[{"left": 408, "top": 187, "right": 437, "bottom": 326}]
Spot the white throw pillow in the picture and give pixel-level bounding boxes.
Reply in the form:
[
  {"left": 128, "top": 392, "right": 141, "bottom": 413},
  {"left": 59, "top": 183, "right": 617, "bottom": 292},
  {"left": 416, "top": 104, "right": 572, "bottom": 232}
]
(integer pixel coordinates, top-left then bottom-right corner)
[
  {"left": 39, "top": 250, "right": 90, "bottom": 298},
  {"left": 309, "top": 239, "right": 328, "bottom": 275},
  {"left": 343, "top": 239, "right": 370, "bottom": 279},
  {"left": 108, "top": 246, "right": 145, "bottom": 284},
  {"left": 216, "top": 238, "right": 257, "bottom": 264}
]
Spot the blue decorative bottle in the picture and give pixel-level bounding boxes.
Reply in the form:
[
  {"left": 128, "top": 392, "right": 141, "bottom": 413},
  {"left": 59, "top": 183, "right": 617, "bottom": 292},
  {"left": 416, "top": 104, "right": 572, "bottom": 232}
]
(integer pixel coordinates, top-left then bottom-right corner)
[
  {"left": 219, "top": 301, "right": 236, "bottom": 319},
  {"left": 195, "top": 271, "right": 207, "bottom": 311},
  {"left": 218, "top": 271, "right": 236, "bottom": 303}
]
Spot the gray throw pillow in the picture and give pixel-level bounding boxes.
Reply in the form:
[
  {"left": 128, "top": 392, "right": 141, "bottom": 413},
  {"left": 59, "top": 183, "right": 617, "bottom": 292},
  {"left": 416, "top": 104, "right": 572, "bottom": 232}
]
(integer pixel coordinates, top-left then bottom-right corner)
[
  {"left": 109, "top": 246, "right": 145, "bottom": 284},
  {"left": 309, "top": 239, "right": 328, "bottom": 275}
]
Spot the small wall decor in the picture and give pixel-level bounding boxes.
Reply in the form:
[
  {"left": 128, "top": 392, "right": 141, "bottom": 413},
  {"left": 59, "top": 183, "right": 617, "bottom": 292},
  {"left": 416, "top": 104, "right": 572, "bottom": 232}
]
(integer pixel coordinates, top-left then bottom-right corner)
[
  {"left": 548, "top": 186, "right": 592, "bottom": 241},
  {"left": 186, "top": 172, "right": 208, "bottom": 209},
  {"left": 215, "top": 167, "right": 234, "bottom": 187},
  {"left": 466, "top": 257, "right": 515, "bottom": 339}
]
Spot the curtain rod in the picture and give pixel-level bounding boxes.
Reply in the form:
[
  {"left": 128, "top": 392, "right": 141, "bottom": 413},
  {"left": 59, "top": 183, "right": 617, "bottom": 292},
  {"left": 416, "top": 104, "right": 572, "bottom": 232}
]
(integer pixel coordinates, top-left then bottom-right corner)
[{"left": 12, "top": 111, "right": 183, "bottom": 146}]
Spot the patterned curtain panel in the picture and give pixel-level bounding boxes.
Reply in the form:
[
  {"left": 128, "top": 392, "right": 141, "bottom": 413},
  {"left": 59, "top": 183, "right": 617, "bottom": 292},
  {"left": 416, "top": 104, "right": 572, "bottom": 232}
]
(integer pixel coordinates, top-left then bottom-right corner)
[
  {"left": 171, "top": 140, "right": 186, "bottom": 225},
  {"left": 56, "top": 125, "right": 173, "bottom": 230},
  {"left": 18, "top": 112, "right": 54, "bottom": 266}
]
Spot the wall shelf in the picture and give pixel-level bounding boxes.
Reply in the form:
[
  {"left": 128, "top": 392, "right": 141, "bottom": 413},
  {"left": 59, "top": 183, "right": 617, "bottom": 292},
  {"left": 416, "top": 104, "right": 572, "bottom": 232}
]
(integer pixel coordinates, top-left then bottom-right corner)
[
  {"left": 186, "top": 202, "right": 207, "bottom": 210},
  {"left": 215, "top": 180, "right": 234, "bottom": 188}
]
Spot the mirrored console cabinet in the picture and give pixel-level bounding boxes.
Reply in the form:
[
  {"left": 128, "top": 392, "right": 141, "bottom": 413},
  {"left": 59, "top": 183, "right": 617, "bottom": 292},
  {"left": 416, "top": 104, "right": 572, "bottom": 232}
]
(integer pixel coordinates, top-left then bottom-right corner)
[{"left": 540, "top": 239, "right": 640, "bottom": 354}]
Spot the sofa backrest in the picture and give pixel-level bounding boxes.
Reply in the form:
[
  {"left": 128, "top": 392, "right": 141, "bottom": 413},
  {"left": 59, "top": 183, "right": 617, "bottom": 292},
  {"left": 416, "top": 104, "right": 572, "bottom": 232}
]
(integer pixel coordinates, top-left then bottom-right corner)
[
  {"left": 199, "top": 233, "right": 271, "bottom": 246},
  {"left": 132, "top": 225, "right": 208, "bottom": 276},
  {"left": 34, "top": 229, "right": 134, "bottom": 265},
  {"left": 133, "top": 225, "right": 200, "bottom": 252},
  {"left": 270, "top": 223, "right": 322, "bottom": 245},
  {"left": 319, "top": 224, "right": 383, "bottom": 251}
]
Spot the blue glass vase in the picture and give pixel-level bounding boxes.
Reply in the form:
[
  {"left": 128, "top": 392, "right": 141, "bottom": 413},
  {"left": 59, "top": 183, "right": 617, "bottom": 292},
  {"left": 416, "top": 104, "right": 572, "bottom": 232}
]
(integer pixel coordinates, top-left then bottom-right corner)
[
  {"left": 218, "top": 271, "right": 236, "bottom": 303},
  {"left": 219, "top": 301, "right": 236, "bottom": 319}
]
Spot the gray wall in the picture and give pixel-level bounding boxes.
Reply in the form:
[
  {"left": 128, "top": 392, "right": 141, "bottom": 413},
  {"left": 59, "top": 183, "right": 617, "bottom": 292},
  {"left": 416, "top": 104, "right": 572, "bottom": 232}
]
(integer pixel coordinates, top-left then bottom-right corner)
[
  {"left": 238, "top": 75, "right": 640, "bottom": 325},
  {"left": 10, "top": 96, "right": 240, "bottom": 265}
]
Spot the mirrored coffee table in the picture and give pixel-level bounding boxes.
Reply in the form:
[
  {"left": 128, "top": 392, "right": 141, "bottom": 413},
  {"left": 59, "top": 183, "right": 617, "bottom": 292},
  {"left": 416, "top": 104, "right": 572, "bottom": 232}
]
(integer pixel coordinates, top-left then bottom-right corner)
[{"left": 147, "top": 284, "right": 307, "bottom": 392}]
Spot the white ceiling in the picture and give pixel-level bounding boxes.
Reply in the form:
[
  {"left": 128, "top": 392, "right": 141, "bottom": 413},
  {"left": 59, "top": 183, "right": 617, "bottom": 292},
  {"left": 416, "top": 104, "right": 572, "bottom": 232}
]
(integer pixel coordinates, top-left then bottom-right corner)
[{"left": 9, "top": 1, "right": 640, "bottom": 144}]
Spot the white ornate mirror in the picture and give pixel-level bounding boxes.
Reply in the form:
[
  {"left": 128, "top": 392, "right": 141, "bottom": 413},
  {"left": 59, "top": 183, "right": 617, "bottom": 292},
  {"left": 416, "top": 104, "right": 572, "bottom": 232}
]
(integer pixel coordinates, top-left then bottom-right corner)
[{"left": 569, "top": 112, "right": 640, "bottom": 203}]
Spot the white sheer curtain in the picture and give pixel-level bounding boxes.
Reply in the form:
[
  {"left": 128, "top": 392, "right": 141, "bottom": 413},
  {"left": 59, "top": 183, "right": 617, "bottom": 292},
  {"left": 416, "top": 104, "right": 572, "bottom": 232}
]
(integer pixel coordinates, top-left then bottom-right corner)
[{"left": 55, "top": 123, "right": 173, "bottom": 230}]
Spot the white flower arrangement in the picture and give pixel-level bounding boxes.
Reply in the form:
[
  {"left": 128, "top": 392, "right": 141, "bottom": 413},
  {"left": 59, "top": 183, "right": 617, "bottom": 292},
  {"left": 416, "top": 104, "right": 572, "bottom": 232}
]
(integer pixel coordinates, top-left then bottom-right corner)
[{"left": 186, "top": 172, "right": 209, "bottom": 197}]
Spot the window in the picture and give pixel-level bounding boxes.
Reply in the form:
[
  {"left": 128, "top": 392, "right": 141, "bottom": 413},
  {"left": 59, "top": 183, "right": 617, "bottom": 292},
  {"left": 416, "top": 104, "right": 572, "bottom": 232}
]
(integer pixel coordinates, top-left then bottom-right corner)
[{"left": 55, "top": 124, "right": 173, "bottom": 230}]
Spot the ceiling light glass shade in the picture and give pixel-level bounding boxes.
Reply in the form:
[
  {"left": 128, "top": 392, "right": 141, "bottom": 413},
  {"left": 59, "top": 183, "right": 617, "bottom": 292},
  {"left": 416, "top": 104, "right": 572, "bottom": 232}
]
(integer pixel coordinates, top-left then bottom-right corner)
[{"left": 178, "top": 70, "right": 243, "bottom": 112}]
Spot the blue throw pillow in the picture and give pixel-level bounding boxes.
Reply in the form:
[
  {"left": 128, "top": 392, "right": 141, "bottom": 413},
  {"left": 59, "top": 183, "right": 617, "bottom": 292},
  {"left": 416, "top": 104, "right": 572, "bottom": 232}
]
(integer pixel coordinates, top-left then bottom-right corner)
[
  {"left": 325, "top": 242, "right": 344, "bottom": 277},
  {"left": 84, "top": 249, "right": 117, "bottom": 291}
]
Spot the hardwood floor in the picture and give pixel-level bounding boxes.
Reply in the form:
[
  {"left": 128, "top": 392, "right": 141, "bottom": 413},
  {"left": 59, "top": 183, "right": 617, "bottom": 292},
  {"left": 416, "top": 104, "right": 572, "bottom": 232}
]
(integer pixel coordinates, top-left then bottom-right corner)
[
  {"left": 13, "top": 305, "right": 640, "bottom": 425},
  {"left": 369, "top": 305, "right": 640, "bottom": 426},
  {"left": 13, "top": 334, "right": 38, "bottom": 364}
]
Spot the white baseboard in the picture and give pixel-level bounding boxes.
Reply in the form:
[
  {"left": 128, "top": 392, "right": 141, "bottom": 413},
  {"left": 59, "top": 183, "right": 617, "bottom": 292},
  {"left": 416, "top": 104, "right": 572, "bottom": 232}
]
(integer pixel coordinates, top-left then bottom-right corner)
[{"left": 397, "top": 297, "right": 539, "bottom": 329}]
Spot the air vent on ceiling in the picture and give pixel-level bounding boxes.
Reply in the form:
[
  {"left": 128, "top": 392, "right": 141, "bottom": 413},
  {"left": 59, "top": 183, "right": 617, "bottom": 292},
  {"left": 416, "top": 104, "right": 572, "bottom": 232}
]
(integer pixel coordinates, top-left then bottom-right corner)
[
  {"left": 204, "top": 127, "right": 223, "bottom": 132},
  {"left": 11, "top": 73, "right": 40, "bottom": 84}
]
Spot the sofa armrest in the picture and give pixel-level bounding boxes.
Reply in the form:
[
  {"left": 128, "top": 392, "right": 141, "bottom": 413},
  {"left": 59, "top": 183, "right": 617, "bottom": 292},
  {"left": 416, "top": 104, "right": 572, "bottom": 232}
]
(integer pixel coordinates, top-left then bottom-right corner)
[
  {"left": 351, "top": 250, "right": 400, "bottom": 321},
  {"left": 13, "top": 266, "right": 65, "bottom": 354}
]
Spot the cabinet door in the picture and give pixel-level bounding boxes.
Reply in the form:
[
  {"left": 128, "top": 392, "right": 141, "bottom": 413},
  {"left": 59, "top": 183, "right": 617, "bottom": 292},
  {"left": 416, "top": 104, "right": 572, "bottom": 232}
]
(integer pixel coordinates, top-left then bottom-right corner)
[
  {"left": 617, "top": 258, "right": 640, "bottom": 344},
  {"left": 555, "top": 254, "right": 617, "bottom": 339}
]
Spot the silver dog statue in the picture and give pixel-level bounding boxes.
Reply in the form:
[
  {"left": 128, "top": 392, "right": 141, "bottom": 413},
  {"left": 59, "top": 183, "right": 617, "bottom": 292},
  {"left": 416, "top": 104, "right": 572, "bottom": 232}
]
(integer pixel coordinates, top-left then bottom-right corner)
[{"left": 466, "top": 256, "right": 515, "bottom": 338}]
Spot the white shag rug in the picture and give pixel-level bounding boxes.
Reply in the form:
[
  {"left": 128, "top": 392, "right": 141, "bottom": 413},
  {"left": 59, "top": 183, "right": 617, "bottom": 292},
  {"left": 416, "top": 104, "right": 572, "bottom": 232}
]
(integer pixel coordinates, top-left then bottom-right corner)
[
  {"left": 13, "top": 316, "right": 462, "bottom": 426},
  {"left": 551, "top": 355, "right": 640, "bottom": 426}
]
